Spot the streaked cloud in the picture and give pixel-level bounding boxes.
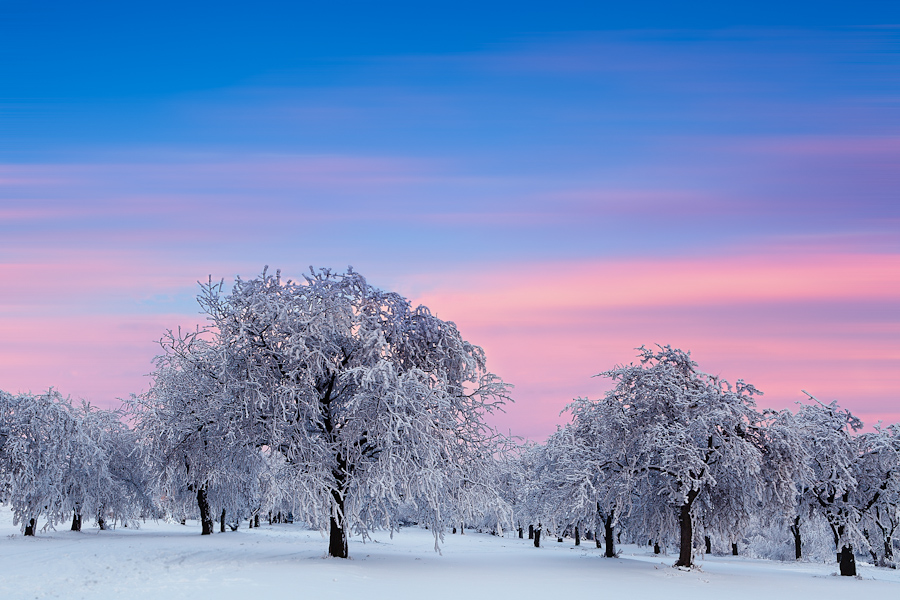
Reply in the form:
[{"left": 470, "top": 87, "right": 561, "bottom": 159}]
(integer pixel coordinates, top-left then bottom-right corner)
[{"left": 2, "top": 24, "right": 898, "bottom": 438}]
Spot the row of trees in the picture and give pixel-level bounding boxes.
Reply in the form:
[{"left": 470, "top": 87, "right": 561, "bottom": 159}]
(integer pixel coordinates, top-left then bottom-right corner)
[
  {"left": 1, "top": 268, "right": 897, "bottom": 576},
  {"left": 0, "top": 389, "right": 153, "bottom": 535},
  {"left": 499, "top": 346, "right": 900, "bottom": 576}
]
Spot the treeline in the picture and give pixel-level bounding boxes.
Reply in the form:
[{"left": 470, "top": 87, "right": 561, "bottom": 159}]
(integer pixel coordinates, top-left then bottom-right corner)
[
  {"left": 497, "top": 346, "right": 900, "bottom": 577},
  {"left": 0, "top": 268, "right": 897, "bottom": 576}
]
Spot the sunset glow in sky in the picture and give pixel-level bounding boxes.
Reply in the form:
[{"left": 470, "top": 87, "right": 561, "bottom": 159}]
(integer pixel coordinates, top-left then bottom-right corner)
[{"left": 2, "top": 2, "right": 898, "bottom": 438}]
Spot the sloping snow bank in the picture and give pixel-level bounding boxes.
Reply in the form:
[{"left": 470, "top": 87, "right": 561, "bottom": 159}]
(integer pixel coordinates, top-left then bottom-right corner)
[{"left": 1, "top": 508, "right": 897, "bottom": 600}]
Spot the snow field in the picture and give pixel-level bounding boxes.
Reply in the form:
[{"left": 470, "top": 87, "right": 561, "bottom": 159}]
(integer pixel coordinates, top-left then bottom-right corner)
[{"left": 1, "top": 509, "right": 898, "bottom": 600}]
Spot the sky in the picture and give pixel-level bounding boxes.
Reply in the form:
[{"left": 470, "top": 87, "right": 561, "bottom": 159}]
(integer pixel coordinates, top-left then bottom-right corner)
[{"left": 1, "top": 1, "right": 898, "bottom": 439}]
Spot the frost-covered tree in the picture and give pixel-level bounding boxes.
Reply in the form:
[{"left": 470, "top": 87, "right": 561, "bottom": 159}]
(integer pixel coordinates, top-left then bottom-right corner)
[
  {"left": 750, "top": 407, "right": 811, "bottom": 561},
  {"left": 0, "top": 389, "right": 80, "bottom": 534},
  {"left": 586, "top": 346, "right": 771, "bottom": 567},
  {"left": 793, "top": 397, "right": 864, "bottom": 576},
  {"left": 132, "top": 267, "right": 510, "bottom": 557},
  {"left": 0, "top": 390, "right": 144, "bottom": 534},
  {"left": 852, "top": 424, "right": 900, "bottom": 568},
  {"left": 560, "top": 394, "right": 644, "bottom": 557},
  {"left": 127, "top": 329, "right": 269, "bottom": 535},
  {"left": 60, "top": 401, "right": 152, "bottom": 530},
  {"left": 498, "top": 441, "right": 547, "bottom": 542}
]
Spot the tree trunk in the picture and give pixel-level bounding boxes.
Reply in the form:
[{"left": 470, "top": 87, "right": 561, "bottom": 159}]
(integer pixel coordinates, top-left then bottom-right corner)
[
  {"left": 839, "top": 545, "right": 857, "bottom": 576},
  {"left": 790, "top": 516, "right": 802, "bottom": 560},
  {"left": 71, "top": 510, "right": 82, "bottom": 532},
  {"left": 534, "top": 525, "right": 542, "bottom": 548},
  {"left": 24, "top": 518, "right": 36, "bottom": 536},
  {"left": 328, "top": 476, "right": 348, "bottom": 558},
  {"left": 254, "top": 514, "right": 259, "bottom": 528},
  {"left": 704, "top": 535, "right": 711, "bottom": 555},
  {"left": 654, "top": 541, "right": 661, "bottom": 554},
  {"left": 197, "top": 486, "right": 214, "bottom": 535},
  {"left": 604, "top": 511, "right": 615, "bottom": 558},
  {"left": 574, "top": 526, "right": 580, "bottom": 546},
  {"left": 528, "top": 524, "right": 534, "bottom": 539},
  {"left": 518, "top": 527, "right": 523, "bottom": 539},
  {"left": 732, "top": 542, "right": 739, "bottom": 556},
  {"left": 885, "top": 536, "right": 894, "bottom": 562},
  {"left": 675, "top": 499, "right": 694, "bottom": 567},
  {"left": 220, "top": 509, "right": 226, "bottom": 533}
]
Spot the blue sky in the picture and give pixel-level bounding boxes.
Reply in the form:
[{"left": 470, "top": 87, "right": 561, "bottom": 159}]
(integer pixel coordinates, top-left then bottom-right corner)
[{"left": 1, "top": 1, "right": 898, "bottom": 437}]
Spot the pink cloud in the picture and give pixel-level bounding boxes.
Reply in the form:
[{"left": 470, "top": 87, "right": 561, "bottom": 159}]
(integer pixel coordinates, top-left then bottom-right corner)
[
  {"left": 0, "top": 313, "right": 205, "bottom": 409},
  {"left": 2, "top": 247, "right": 896, "bottom": 439},
  {"left": 407, "top": 251, "right": 900, "bottom": 438}
]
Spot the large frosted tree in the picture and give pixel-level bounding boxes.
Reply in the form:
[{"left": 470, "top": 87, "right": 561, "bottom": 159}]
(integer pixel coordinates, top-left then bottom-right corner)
[{"left": 132, "top": 267, "right": 509, "bottom": 557}]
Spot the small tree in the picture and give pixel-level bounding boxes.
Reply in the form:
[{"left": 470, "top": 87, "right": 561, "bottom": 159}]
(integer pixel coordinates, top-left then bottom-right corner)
[
  {"left": 794, "top": 397, "right": 864, "bottom": 576},
  {"left": 0, "top": 390, "right": 145, "bottom": 534},
  {"left": 853, "top": 424, "right": 900, "bottom": 568},
  {"left": 588, "top": 346, "right": 771, "bottom": 568}
]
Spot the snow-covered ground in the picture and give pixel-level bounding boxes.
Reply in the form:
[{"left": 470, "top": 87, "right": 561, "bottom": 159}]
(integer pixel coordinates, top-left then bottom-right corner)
[{"left": 1, "top": 509, "right": 898, "bottom": 600}]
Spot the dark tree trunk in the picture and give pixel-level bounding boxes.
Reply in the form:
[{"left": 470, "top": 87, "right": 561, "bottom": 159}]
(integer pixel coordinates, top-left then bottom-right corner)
[
  {"left": 604, "top": 511, "right": 616, "bottom": 558},
  {"left": 675, "top": 496, "right": 695, "bottom": 567},
  {"left": 705, "top": 535, "right": 711, "bottom": 555},
  {"left": 220, "top": 509, "right": 226, "bottom": 533},
  {"left": 452, "top": 527, "right": 457, "bottom": 534},
  {"left": 557, "top": 536, "right": 563, "bottom": 543},
  {"left": 790, "top": 516, "right": 802, "bottom": 560},
  {"left": 249, "top": 516, "right": 253, "bottom": 529},
  {"left": 885, "top": 536, "right": 894, "bottom": 562},
  {"left": 328, "top": 471, "right": 348, "bottom": 558},
  {"left": 839, "top": 545, "right": 857, "bottom": 576},
  {"left": 71, "top": 511, "right": 82, "bottom": 532},
  {"left": 254, "top": 514, "right": 259, "bottom": 528},
  {"left": 24, "top": 518, "right": 36, "bottom": 536},
  {"left": 574, "top": 526, "right": 580, "bottom": 546},
  {"left": 460, "top": 524, "right": 464, "bottom": 535},
  {"left": 329, "top": 512, "right": 347, "bottom": 557},
  {"left": 518, "top": 527, "right": 523, "bottom": 539},
  {"left": 732, "top": 542, "right": 739, "bottom": 556},
  {"left": 534, "top": 525, "right": 542, "bottom": 548},
  {"left": 528, "top": 524, "right": 534, "bottom": 539},
  {"left": 197, "top": 487, "right": 214, "bottom": 535},
  {"left": 654, "top": 541, "right": 661, "bottom": 554}
]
